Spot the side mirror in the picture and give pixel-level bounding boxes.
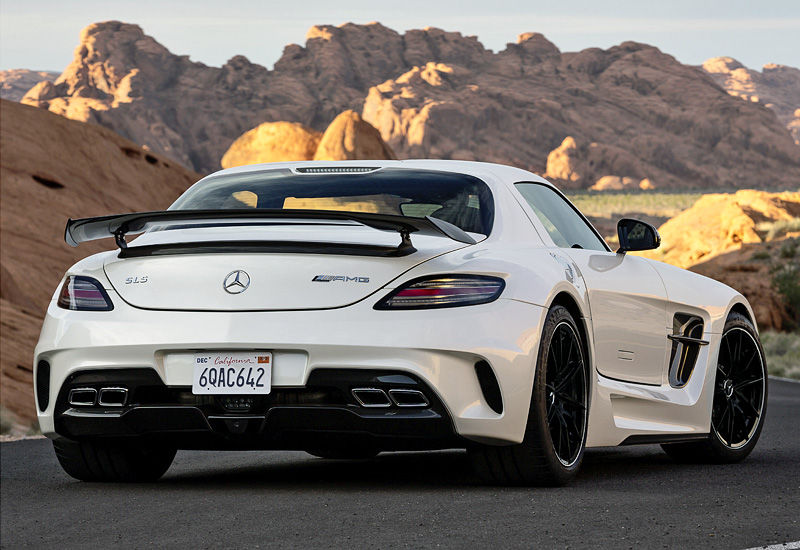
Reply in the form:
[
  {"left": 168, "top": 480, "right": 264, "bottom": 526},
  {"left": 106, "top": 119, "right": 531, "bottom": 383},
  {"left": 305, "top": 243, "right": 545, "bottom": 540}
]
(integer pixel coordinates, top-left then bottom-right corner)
[{"left": 617, "top": 218, "right": 660, "bottom": 253}]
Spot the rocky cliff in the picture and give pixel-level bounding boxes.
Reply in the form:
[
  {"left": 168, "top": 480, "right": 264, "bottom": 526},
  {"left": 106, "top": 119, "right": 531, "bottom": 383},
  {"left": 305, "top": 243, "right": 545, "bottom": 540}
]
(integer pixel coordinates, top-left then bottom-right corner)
[
  {"left": 0, "top": 99, "right": 200, "bottom": 431},
  {"left": 20, "top": 21, "right": 800, "bottom": 189},
  {"left": 702, "top": 57, "right": 800, "bottom": 145},
  {"left": 635, "top": 190, "right": 800, "bottom": 331},
  {"left": 221, "top": 110, "right": 394, "bottom": 168}
]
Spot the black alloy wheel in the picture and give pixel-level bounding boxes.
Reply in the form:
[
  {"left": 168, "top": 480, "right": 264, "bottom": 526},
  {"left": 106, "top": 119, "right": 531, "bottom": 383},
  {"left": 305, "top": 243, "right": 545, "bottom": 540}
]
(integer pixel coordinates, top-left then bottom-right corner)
[
  {"left": 468, "top": 305, "right": 589, "bottom": 486},
  {"left": 545, "top": 319, "right": 588, "bottom": 467},
  {"left": 712, "top": 323, "right": 766, "bottom": 449},
  {"left": 662, "top": 312, "right": 767, "bottom": 463}
]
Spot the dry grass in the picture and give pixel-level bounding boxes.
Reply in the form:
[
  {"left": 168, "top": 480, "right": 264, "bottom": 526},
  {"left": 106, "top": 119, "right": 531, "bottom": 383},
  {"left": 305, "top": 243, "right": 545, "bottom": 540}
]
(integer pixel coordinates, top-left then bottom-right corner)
[{"left": 565, "top": 191, "right": 704, "bottom": 219}]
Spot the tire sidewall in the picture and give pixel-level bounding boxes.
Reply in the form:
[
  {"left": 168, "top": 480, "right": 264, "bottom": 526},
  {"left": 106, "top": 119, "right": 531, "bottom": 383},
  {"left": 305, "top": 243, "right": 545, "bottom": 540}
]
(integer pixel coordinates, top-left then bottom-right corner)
[
  {"left": 528, "top": 305, "right": 588, "bottom": 483},
  {"left": 708, "top": 313, "right": 769, "bottom": 461}
]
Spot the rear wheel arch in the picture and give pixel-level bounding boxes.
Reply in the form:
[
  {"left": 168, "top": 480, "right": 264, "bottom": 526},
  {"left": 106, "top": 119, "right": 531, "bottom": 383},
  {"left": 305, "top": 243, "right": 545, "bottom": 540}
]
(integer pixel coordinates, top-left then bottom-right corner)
[{"left": 549, "top": 291, "right": 593, "bottom": 388}]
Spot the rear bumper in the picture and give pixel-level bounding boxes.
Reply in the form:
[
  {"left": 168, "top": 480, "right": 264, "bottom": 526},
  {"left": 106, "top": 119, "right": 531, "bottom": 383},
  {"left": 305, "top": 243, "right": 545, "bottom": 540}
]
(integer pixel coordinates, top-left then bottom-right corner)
[
  {"left": 35, "top": 295, "right": 546, "bottom": 445},
  {"left": 57, "top": 406, "right": 459, "bottom": 451},
  {"left": 51, "top": 367, "right": 460, "bottom": 451}
]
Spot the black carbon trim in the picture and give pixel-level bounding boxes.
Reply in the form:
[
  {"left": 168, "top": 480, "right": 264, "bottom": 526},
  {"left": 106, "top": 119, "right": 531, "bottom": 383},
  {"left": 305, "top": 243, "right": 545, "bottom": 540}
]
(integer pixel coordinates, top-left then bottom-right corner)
[{"left": 620, "top": 433, "right": 708, "bottom": 446}]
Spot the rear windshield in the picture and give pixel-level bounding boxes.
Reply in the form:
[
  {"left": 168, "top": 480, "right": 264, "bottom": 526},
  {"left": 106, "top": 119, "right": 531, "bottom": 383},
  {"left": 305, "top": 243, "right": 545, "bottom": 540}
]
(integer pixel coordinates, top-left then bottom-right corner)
[{"left": 170, "top": 168, "right": 494, "bottom": 235}]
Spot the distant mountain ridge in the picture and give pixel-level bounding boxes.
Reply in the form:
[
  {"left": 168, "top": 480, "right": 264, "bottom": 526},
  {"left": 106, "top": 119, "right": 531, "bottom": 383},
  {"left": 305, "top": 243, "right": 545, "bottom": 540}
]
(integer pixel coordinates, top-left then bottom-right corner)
[
  {"left": 0, "top": 69, "right": 60, "bottom": 101},
  {"left": 9, "top": 21, "right": 800, "bottom": 189}
]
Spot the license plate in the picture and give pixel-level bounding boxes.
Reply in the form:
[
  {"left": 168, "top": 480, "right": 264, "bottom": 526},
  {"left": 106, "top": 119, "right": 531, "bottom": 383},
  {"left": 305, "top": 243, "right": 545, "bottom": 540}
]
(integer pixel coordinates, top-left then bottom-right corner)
[{"left": 192, "top": 352, "right": 272, "bottom": 394}]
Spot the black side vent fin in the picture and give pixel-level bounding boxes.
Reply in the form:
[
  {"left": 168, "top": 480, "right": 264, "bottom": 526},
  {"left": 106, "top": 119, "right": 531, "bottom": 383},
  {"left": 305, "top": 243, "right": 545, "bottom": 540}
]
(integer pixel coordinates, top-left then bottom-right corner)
[{"left": 668, "top": 314, "right": 709, "bottom": 388}]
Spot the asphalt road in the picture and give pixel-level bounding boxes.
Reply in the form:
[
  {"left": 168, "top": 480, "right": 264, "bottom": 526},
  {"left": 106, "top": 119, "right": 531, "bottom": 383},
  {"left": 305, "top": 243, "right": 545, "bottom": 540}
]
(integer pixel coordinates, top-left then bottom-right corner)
[{"left": 2, "top": 379, "right": 798, "bottom": 550}]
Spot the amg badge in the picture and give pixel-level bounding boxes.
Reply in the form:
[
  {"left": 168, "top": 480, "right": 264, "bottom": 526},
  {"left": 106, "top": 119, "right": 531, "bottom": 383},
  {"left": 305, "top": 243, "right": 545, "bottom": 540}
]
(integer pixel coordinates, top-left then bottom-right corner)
[{"left": 312, "top": 275, "right": 370, "bottom": 283}]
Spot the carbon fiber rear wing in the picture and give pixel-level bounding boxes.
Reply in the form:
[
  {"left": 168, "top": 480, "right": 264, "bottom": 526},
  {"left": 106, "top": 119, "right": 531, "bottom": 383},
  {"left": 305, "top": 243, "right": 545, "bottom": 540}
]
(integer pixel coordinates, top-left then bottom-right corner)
[{"left": 64, "top": 209, "right": 476, "bottom": 255}]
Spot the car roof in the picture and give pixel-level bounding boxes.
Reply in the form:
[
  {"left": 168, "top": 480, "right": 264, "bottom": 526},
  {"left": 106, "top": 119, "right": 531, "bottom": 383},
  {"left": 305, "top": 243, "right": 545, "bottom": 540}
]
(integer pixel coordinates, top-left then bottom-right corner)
[{"left": 203, "top": 160, "right": 552, "bottom": 191}]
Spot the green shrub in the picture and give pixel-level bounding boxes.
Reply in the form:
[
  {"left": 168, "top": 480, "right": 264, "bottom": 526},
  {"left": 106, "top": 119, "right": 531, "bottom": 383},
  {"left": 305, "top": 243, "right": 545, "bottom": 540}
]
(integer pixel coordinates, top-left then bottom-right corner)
[
  {"left": 779, "top": 240, "right": 798, "bottom": 259},
  {"left": 760, "top": 331, "right": 800, "bottom": 380},
  {"left": 751, "top": 250, "right": 771, "bottom": 261},
  {"left": 771, "top": 255, "right": 800, "bottom": 330}
]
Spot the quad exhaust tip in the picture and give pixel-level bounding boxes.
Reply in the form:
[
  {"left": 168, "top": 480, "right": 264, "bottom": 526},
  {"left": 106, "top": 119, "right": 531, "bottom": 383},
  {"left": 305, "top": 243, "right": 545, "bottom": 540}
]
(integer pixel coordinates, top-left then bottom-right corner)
[
  {"left": 68, "top": 387, "right": 97, "bottom": 406},
  {"left": 351, "top": 388, "right": 428, "bottom": 408},
  {"left": 388, "top": 389, "right": 429, "bottom": 407},
  {"left": 98, "top": 387, "right": 128, "bottom": 407},
  {"left": 352, "top": 388, "right": 392, "bottom": 407},
  {"left": 68, "top": 387, "right": 128, "bottom": 407}
]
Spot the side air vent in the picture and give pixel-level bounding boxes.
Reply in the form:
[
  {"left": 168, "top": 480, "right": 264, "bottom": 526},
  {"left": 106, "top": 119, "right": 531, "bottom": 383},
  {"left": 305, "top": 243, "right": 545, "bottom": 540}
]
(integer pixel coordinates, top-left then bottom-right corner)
[
  {"left": 36, "top": 360, "right": 51, "bottom": 412},
  {"left": 668, "top": 314, "right": 709, "bottom": 388},
  {"left": 295, "top": 167, "right": 379, "bottom": 174},
  {"left": 474, "top": 360, "right": 503, "bottom": 414}
]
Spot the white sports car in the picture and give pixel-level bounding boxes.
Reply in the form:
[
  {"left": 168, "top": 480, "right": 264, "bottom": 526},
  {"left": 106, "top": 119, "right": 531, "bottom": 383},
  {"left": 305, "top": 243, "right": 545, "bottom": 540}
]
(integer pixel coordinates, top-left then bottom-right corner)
[{"left": 34, "top": 160, "right": 768, "bottom": 485}]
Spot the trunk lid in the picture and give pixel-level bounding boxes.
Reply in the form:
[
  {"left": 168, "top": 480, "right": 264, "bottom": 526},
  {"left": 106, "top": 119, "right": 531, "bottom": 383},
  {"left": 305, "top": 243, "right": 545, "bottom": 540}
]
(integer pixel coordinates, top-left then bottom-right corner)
[{"left": 103, "top": 225, "right": 468, "bottom": 311}]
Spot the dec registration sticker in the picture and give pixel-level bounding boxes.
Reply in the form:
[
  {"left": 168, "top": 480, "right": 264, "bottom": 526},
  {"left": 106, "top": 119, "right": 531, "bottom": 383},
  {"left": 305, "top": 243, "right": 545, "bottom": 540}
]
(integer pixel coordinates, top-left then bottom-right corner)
[{"left": 192, "top": 352, "right": 272, "bottom": 395}]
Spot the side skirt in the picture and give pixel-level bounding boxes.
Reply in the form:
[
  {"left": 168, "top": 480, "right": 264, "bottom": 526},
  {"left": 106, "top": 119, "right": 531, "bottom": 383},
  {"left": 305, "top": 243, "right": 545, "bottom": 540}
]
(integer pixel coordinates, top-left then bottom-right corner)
[{"left": 619, "top": 433, "right": 708, "bottom": 446}]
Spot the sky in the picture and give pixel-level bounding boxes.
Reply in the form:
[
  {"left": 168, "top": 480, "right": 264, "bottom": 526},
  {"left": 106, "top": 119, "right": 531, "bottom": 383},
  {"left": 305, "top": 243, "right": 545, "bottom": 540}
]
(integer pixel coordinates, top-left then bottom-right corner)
[{"left": 1, "top": 0, "right": 798, "bottom": 73}]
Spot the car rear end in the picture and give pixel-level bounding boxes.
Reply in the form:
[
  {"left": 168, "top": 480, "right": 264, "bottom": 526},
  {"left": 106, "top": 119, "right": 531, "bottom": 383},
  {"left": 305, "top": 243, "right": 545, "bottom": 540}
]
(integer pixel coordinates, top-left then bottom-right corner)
[{"left": 34, "top": 163, "right": 547, "bottom": 466}]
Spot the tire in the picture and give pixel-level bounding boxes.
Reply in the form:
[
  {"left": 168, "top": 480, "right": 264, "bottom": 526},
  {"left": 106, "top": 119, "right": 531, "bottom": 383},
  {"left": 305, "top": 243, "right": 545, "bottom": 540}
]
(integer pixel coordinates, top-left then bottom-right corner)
[
  {"left": 662, "top": 312, "right": 768, "bottom": 464},
  {"left": 469, "top": 305, "right": 589, "bottom": 486},
  {"left": 53, "top": 439, "right": 176, "bottom": 482},
  {"left": 306, "top": 447, "right": 380, "bottom": 460}
]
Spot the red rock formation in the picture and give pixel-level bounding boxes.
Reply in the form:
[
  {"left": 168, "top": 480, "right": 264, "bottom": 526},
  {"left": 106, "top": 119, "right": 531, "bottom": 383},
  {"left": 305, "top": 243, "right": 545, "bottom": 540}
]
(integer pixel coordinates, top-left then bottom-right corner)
[
  {"left": 0, "top": 99, "right": 200, "bottom": 430},
  {"left": 363, "top": 37, "right": 800, "bottom": 189},
  {"left": 221, "top": 122, "right": 322, "bottom": 168},
  {"left": 702, "top": 57, "right": 800, "bottom": 145},
  {"left": 637, "top": 190, "right": 800, "bottom": 268},
  {"left": 221, "top": 111, "right": 394, "bottom": 167},
  {"left": 314, "top": 110, "right": 395, "bottom": 161},
  {"left": 689, "top": 241, "right": 796, "bottom": 331},
  {"left": 19, "top": 21, "right": 800, "bottom": 189}
]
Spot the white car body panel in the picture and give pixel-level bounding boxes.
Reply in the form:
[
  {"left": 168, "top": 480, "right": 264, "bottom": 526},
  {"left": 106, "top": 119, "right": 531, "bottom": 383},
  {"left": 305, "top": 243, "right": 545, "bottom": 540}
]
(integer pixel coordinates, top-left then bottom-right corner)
[
  {"left": 565, "top": 249, "right": 669, "bottom": 386},
  {"left": 34, "top": 159, "right": 756, "bottom": 455}
]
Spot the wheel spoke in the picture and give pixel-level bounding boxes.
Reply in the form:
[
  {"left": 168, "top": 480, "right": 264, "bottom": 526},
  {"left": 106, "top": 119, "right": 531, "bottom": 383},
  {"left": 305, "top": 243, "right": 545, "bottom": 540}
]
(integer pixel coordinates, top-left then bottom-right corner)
[
  {"left": 555, "top": 360, "right": 582, "bottom": 392},
  {"left": 740, "top": 346, "right": 759, "bottom": 377},
  {"left": 723, "top": 334, "right": 734, "bottom": 370},
  {"left": 734, "top": 377, "right": 763, "bottom": 391},
  {"left": 547, "top": 402, "right": 557, "bottom": 422},
  {"left": 715, "top": 402, "right": 730, "bottom": 433},
  {"left": 557, "top": 391, "right": 586, "bottom": 410},
  {"left": 734, "top": 390, "right": 761, "bottom": 419}
]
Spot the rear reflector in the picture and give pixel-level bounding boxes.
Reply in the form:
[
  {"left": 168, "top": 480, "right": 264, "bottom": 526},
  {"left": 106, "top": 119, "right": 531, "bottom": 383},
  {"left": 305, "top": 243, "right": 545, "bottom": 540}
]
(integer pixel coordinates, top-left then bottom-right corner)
[{"left": 57, "top": 276, "right": 114, "bottom": 311}]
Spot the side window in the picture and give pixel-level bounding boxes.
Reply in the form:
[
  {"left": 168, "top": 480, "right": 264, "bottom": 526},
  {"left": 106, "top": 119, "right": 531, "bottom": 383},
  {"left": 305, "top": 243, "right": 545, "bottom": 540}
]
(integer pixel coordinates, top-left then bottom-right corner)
[{"left": 515, "top": 183, "right": 607, "bottom": 251}]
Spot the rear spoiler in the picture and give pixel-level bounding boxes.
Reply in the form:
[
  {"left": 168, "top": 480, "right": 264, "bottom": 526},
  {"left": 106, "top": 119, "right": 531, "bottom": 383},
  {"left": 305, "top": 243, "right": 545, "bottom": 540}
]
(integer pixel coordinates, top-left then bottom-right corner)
[{"left": 65, "top": 209, "right": 476, "bottom": 255}]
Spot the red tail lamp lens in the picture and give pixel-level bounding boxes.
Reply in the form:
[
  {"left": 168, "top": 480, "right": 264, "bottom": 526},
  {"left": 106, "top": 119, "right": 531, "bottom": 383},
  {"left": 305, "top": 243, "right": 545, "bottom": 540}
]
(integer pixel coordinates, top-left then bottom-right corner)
[
  {"left": 376, "top": 275, "right": 505, "bottom": 310},
  {"left": 57, "top": 276, "right": 114, "bottom": 311}
]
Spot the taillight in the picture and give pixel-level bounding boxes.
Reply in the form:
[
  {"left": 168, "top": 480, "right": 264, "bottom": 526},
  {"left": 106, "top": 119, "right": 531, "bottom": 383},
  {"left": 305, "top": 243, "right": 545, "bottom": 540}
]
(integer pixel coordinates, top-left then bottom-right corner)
[
  {"left": 57, "top": 276, "right": 114, "bottom": 311},
  {"left": 375, "top": 275, "right": 505, "bottom": 310}
]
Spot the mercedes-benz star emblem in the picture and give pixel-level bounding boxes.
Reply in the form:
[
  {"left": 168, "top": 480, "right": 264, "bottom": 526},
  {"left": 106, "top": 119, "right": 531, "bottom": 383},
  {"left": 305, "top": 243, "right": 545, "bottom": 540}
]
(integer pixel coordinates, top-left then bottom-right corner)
[{"left": 223, "top": 270, "right": 250, "bottom": 294}]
